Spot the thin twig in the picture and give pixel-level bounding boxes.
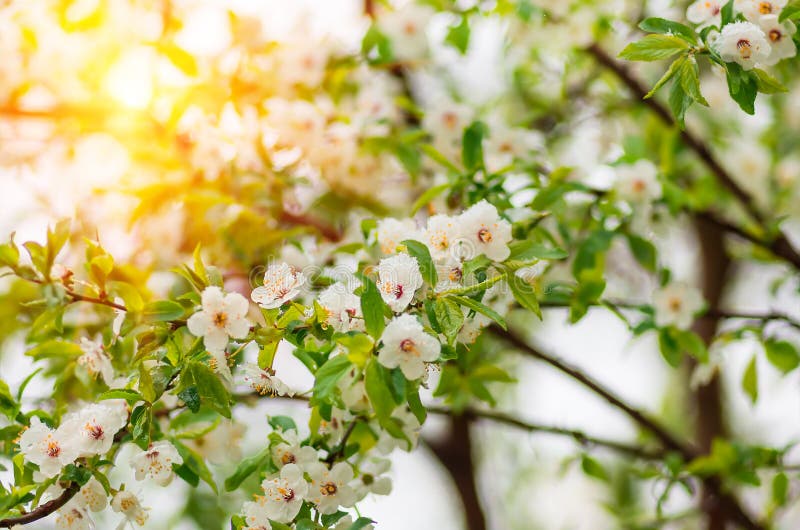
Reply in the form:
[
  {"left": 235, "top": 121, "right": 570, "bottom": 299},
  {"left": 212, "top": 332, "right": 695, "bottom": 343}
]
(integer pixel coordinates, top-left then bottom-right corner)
[{"left": 0, "top": 482, "right": 80, "bottom": 528}]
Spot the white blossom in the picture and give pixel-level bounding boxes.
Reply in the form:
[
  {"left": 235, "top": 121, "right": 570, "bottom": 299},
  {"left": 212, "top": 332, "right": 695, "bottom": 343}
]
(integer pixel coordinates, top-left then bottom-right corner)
[
  {"left": 353, "top": 458, "right": 392, "bottom": 501},
  {"left": 687, "top": 0, "right": 723, "bottom": 25},
  {"left": 130, "top": 440, "right": 183, "bottom": 486},
  {"left": 378, "top": 4, "right": 434, "bottom": 62},
  {"left": 424, "top": 214, "right": 460, "bottom": 261},
  {"left": 76, "top": 477, "right": 108, "bottom": 512},
  {"left": 187, "top": 286, "right": 251, "bottom": 352},
  {"left": 55, "top": 503, "right": 92, "bottom": 530},
  {"left": 457, "top": 200, "right": 512, "bottom": 262},
  {"left": 272, "top": 431, "right": 319, "bottom": 471},
  {"left": 376, "top": 218, "right": 418, "bottom": 255},
  {"left": 714, "top": 21, "right": 771, "bottom": 70},
  {"left": 18, "top": 417, "right": 78, "bottom": 478},
  {"left": 376, "top": 408, "right": 421, "bottom": 454},
  {"left": 376, "top": 253, "right": 424, "bottom": 312},
  {"left": 306, "top": 462, "right": 357, "bottom": 515},
  {"left": 318, "top": 282, "right": 364, "bottom": 332},
  {"left": 111, "top": 490, "right": 149, "bottom": 528},
  {"left": 60, "top": 403, "right": 127, "bottom": 456},
  {"left": 242, "top": 363, "right": 293, "bottom": 396},
  {"left": 77, "top": 337, "right": 114, "bottom": 386},
  {"left": 247, "top": 464, "right": 308, "bottom": 523},
  {"left": 614, "top": 160, "right": 662, "bottom": 204},
  {"left": 378, "top": 315, "right": 441, "bottom": 380},
  {"left": 758, "top": 15, "right": 797, "bottom": 65},
  {"left": 251, "top": 262, "right": 307, "bottom": 309},
  {"left": 653, "top": 282, "right": 705, "bottom": 330},
  {"left": 736, "top": 0, "right": 787, "bottom": 21}
]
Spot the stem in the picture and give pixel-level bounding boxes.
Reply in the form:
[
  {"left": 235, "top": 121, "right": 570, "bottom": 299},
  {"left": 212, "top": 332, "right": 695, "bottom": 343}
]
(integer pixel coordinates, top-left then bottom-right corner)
[
  {"left": 325, "top": 420, "right": 359, "bottom": 463},
  {"left": 437, "top": 273, "right": 506, "bottom": 297},
  {"left": 585, "top": 42, "right": 800, "bottom": 270},
  {"left": 428, "top": 406, "right": 665, "bottom": 461},
  {"left": 0, "top": 482, "right": 80, "bottom": 528},
  {"left": 26, "top": 277, "right": 127, "bottom": 311}
]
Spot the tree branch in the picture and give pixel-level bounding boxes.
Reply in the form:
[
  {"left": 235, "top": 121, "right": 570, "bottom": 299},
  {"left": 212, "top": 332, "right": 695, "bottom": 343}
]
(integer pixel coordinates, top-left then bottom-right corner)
[
  {"left": 585, "top": 42, "right": 800, "bottom": 271},
  {"left": 0, "top": 482, "right": 80, "bottom": 528}
]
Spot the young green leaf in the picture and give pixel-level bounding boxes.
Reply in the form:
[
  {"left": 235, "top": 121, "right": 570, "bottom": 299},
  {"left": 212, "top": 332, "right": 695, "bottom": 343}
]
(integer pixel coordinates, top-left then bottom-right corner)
[
  {"left": 742, "top": 354, "right": 758, "bottom": 404},
  {"left": 618, "top": 34, "right": 690, "bottom": 61},
  {"left": 359, "top": 275, "right": 386, "bottom": 340},
  {"left": 764, "top": 339, "right": 800, "bottom": 374},
  {"left": 638, "top": 18, "right": 698, "bottom": 44},
  {"left": 401, "top": 240, "right": 438, "bottom": 286},
  {"left": 449, "top": 295, "right": 507, "bottom": 330}
]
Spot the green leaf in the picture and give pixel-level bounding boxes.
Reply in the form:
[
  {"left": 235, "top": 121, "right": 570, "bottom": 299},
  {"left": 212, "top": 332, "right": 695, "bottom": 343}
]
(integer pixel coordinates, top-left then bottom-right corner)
[
  {"left": 780, "top": 1, "right": 800, "bottom": 21},
  {"left": 618, "top": 34, "right": 690, "bottom": 61},
  {"left": 678, "top": 55, "right": 709, "bottom": 106},
  {"left": 224, "top": 447, "right": 271, "bottom": 491},
  {"left": 764, "top": 339, "right": 800, "bottom": 374},
  {"left": 507, "top": 240, "right": 568, "bottom": 261},
  {"left": 742, "top": 354, "right": 758, "bottom": 404},
  {"left": 449, "top": 295, "right": 507, "bottom": 330},
  {"left": 360, "top": 275, "right": 386, "bottom": 340},
  {"left": 530, "top": 181, "right": 586, "bottom": 210},
  {"left": 130, "top": 404, "right": 152, "bottom": 450},
  {"left": 725, "top": 62, "right": 757, "bottom": 115},
  {"left": 626, "top": 234, "right": 657, "bottom": 272},
  {"left": 668, "top": 76, "right": 693, "bottom": 128},
  {"left": 644, "top": 55, "right": 685, "bottom": 99},
  {"left": 462, "top": 121, "right": 487, "bottom": 171},
  {"left": 445, "top": 15, "right": 470, "bottom": 54},
  {"left": 178, "top": 386, "right": 200, "bottom": 413},
  {"left": 581, "top": 454, "right": 609, "bottom": 481},
  {"left": 433, "top": 297, "right": 464, "bottom": 344},
  {"left": 184, "top": 362, "right": 232, "bottom": 418},
  {"left": 772, "top": 472, "right": 789, "bottom": 506},
  {"left": 25, "top": 340, "right": 82, "bottom": 360},
  {"left": 268, "top": 415, "right": 297, "bottom": 432},
  {"left": 173, "top": 440, "right": 217, "bottom": 493},
  {"left": 508, "top": 273, "right": 541, "bottom": 319},
  {"left": 346, "top": 517, "right": 377, "bottom": 530},
  {"left": 572, "top": 231, "right": 614, "bottom": 277},
  {"left": 721, "top": 0, "right": 734, "bottom": 26},
  {"left": 676, "top": 330, "right": 709, "bottom": 363},
  {"left": 97, "top": 389, "right": 145, "bottom": 404},
  {"left": 638, "top": 18, "right": 697, "bottom": 43},
  {"left": 753, "top": 68, "right": 788, "bottom": 94},
  {"left": 401, "top": 240, "right": 438, "bottom": 286},
  {"left": 365, "top": 359, "right": 397, "bottom": 422},
  {"left": 0, "top": 380, "right": 17, "bottom": 420},
  {"left": 411, "top": 183, "right": 450, "bottom": 215},
  {"left": 143, "top": 300, "right": 185, "bottom": 322},
  {"left": 312, "top": 355, "right": 352, "bottom": 403},
  {"left": 0, "top": 239, "right": 20, "bottom": 269},
  {"left": 658, "top": 327, "right": 682, "bottom": 367}
]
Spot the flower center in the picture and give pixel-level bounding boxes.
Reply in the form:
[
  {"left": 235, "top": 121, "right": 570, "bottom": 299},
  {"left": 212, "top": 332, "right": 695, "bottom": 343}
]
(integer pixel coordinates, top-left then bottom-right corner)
[
  {"left": 759, "top": 1, "right": 774, "bottom": 14},
  {"left": 403, "top": 21, "right": 417, "bottom": 35},
  {"left": 442, "top": 112, "right": 458, "bottom": 130},
  {"left": 281, "top": 452, "right": 296, "bottom": 465},
  {"left": 400, "top": 339, "right": 418, "bottom": 355},
  {"left": 393, "top": 284, "right": 404, "bottom": 299},
  {"left": 769, "top": 29, "right": 782, "bottom": 42},
  {"left": 213, "top": 312, "right": 228, "bottom": 327},
  {"left": 85, "top": 422, "right": 104, "bottom": 440},
  {"left": 632, "top": 179, "right": 646, "bottom": 193},
  {"left": 448, "top": 267, "right": 463, "bottom": 283},
  {"left": 668, "top": 297, "right": 683, "bottom": 312},
  {"left": 279, "top": 487, "right": 295, "bottom": 502},
  {"left": 477, "top": 227, "right": 493, "bottom": 243},
  {"left": 736, "top": 39, "right": 752, "bottom": 59},
  {"left": 362, "top": 473, "right": 375, "bottom": 485},
  {"left": 321, "top": 482, "right": 338, "bottom": 496},
  {"left": 46, "top": 440, "right": 61, "bottom": 458}
]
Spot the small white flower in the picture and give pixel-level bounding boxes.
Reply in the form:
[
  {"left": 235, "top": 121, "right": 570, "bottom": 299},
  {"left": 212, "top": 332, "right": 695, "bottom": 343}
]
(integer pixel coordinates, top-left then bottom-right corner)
[
  {"left": 424, "top": 214, "right": 460, "bottom": 261},
  {"left": 338, "top": 367, "right": 370, "bottom": 411},
  {"left": 307, "top": 462, "right": 357, "bottom": 515},
  {"left": 18, "top": 417, "right": 78, "bottom": 478},
  {"left": 434, "top": 258, "right": 466, "bottom": 293},
  {"left": 55, "top": 503, "right": 92, "bottom": 530},
  {"left": 687, "top": 0, "right": 723, "bottom": 25},
  {"left": 457, "top": 200, "right": 512, "bottom": 262},
  {"left": 714, "top": 21, "right": 771, "bottom": 70},
  {"left": 376, "top": 218, "right": 419, "bottom": 255},
  {"left": 354, "top": 458, "right": 392, "bottom": 501},
  {"left": 111, "top": 490, "right": 149, "bottom": 527},
  {"left": 375, "top": 408, "right": 421, "bottom": 454},
  {"left": 185, "top": 419, "right": 246, "bottom": 465},
  {"left": 376, "top": 254, "right": 424, "bottom": 312},
  {"left": 112, "top": 297, "right": 126, "bottom": 336},
  {"left": 60, "top": 403, "right": 127, "bottom": 456},
  {"left": 653, "top": 282, "right": 705, "bottom": 330},
  {"left": 378, "top": 4, "right": 435, "bottom": 62},
  {"left": 251, "top": 262, "right": 307, "bottom": 309},
  {"left": 758, "top": 15, "right": 797, "bottom": 65},
  {"left": 78, "top": 337, "right": 115, "bottom": 386},
  {"left": 378, "top": 315, "right": 441, "bottom": 380},
  {"left": 319, "top": 408, "right": 347, "bottom": 444},
  {"left": 130, "top": 440, "right": 183, "bottom": 486},
  {"left": 318, "top": 283, "right": 364, "bottom": 333},
  {"left": 242, "top": 363, "right": 293, "bottom": 396},
  {"left": 422, "top": 100, "right": 474, "bottom": 158},
  {"left": 76, "top": 477, "right": 108, "bottom": 512},
  {"left": 736, "top": 0, "right": 787, "bottom": 21},
  {"left": 249, "top": 463, "right": 309, "bottom": 523},
  {"left": 187, "top": 286, "right": 251, "bottom": 352},
  {"left": 272, "top": 431, "right": 319, "bottom": 471},
  {"left": 615, "top": 160, "right": 662, "bottom": 204}
]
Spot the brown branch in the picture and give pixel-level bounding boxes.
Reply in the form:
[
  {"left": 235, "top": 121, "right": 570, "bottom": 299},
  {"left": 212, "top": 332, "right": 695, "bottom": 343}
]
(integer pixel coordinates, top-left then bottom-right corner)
[
  {"left": 0, "top": 482, "right": 80, "bottom": 528},
  {"left": 428, "top": 405, "right": 665, "bottom": 461},
  {"left": 585, "top": 42, "right": 800, "bottom": 271},
  {"left": 26, "top": 277, "right": 127, "bottom": 311}
]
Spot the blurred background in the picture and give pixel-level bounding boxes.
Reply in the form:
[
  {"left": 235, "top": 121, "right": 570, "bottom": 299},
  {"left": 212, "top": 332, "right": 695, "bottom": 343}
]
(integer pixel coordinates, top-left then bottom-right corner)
[{"left": 3, "top": 0, "right": 800, "bottom": 529}]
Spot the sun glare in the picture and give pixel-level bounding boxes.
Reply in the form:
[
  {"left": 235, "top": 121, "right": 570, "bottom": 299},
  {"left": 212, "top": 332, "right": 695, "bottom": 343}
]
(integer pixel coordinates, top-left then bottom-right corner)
[{"left": 103, "top": 47, "right": 154, "bottom": 110}]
